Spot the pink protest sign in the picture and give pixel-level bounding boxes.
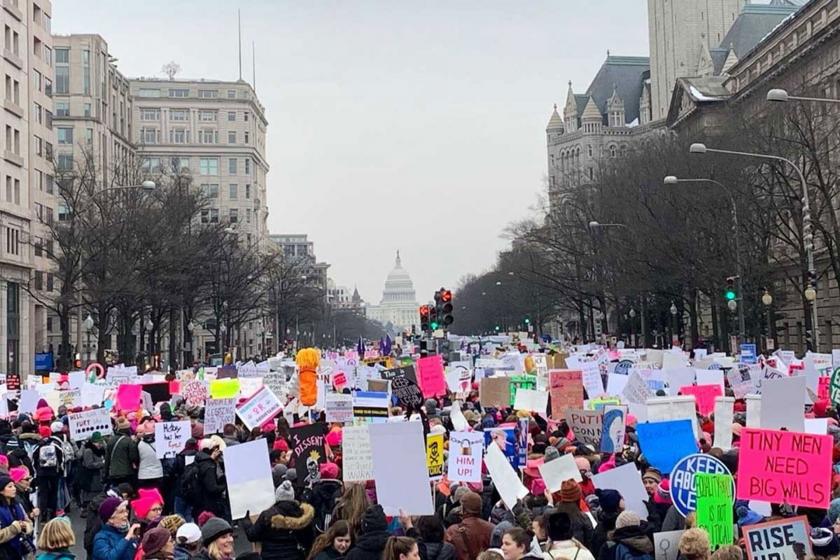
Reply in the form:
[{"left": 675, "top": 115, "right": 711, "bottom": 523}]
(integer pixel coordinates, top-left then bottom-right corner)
[
  {"left": 679, "top": 384, "right": 722, "bottom": 416},
  {"left": 736, "top": 427, "right": 832, "bottom": 508},
  {"left": 416, "top": 355, "right": 447, "bottom": 398},
  {"left": 115, "top": 384, "right": 141, "bottom": 411},
  {"left": 818, "top": 376, "right": 830, "bottom": 401},
  {"left": 549, "top": 370, "right": 583, "bottom": 420}
]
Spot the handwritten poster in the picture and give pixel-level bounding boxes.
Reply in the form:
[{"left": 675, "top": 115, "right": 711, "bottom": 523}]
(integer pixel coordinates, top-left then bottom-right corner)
[
  {"left": 696, "top": 474, "right": 734, "bottom": 550},
  {"left": 567, "top": 408, "right": 602, "bottom": 447},
  {"left": 325, "top": 393, "right": 354, "bottom": 424},
  {"left": 203, "top": 398, "right": 236, "bottom": 435},
  {"left": 447, "top": 431, "right": 483, "bottom": 483},
  {"left": 68, "top": 408, "right": 113, "bottom": 442},
  {"left": 549, "top": 370, "right": 583, "bottom": 419},
  {"left": 415, "top": 355, "right": 446, "bottom": 398},
  {"left": 342, "top": 425, "right": 373, "bottom": 482},
  {"left": 743, "top": 517, "right": 812, "bottom": 560},
  {"left": 155, "top": 421, "right": 191, "bottom": 458},
  {"left": 381, "top": 366, "right": 423, "bottom": 408},
  {"left": 236, "top": 385, "right": 282, "bottom": 430}
]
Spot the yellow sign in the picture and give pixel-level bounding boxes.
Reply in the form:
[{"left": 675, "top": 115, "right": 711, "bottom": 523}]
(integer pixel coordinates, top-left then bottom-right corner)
[
  {"left": 588, "top": 397, "right": 621, "bottom": 410},
  {"left": 210, "top": 378, "right": 240, "bottom": 399},
  {"left": 426, "top": 433, "right": 445, "bottom": 480}
]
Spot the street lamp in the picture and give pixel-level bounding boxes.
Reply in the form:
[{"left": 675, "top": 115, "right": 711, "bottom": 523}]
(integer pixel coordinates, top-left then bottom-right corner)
[
  {"left": 762, "top": 289, "right": 774, "bottom": 351},
  {"left": 145, "top": 318, "right": 154, "bottom": 358},
  {"left": 690, "top": 142, "right": 819, "bottom": 350},
  {"left": 766, "top": 88, "right": 840, "bottom": 104},
  {"left": 83, "top": 314, "right": 94, "bottom": 365},
  {"left": 94, "top": 180, "right": 157, "bottom": 197},
  {"left": 664, "top": 175, "right": 745, "bottom": 340}
]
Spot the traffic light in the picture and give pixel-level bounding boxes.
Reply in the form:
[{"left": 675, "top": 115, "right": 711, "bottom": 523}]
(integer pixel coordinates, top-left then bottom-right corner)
[
  {"left": 524, "top": 317, "right": 531, "bottom": 325},
  {"left": 724, "top": 276, "right": 737, "bottom": 301},
  {"left": 429, "top": 303, "right": 440, "bottom": 331},
  {"left": 419, "top": 305, "right": 431, "bottom": 332},
  {"left": 439, "top": 288, "right": 454, "bottom": 326}
]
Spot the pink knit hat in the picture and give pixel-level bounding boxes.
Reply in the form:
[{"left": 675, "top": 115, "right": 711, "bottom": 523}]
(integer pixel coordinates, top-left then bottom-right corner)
[{"left": 9, "top": 467, "right": 28, "bottom": 483}]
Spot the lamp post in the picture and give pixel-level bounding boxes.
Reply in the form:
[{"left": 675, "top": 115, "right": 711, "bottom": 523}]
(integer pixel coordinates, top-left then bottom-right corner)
[
  {"left": 145, "top": 317, "right": 154, "bottom": 362},
  {"left": 92, "top": 180, "right": 156, "bottom": 198},
  {"left": 762, "top": 289, "right": 774, "bottom": 351},
  {"left": 766, "top": 88, "right": 840, "bottom": 105},
  {"left": 670, "top": 300, "right": 679, "bottom": 347},
  {"left": 629, "top": 307, "right": 636, "bottom": 347},
  {"left": 83, "top": 314, "right": 94, "bottom": 365},
  {"left": 664, "top": 175, "right": 745, "bottom": 340},
  {"left": 689, "top": 142, "right": 819, "bottom": 350}
]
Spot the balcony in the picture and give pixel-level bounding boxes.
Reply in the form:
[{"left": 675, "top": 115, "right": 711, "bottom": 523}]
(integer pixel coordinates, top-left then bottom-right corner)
[
  {"left": 2, "top": 49, "right": 22, "bottom": 70},
  {"left": 3, "top": 150, "right": 23, "bottom": 167},
  {"left": 3, "top": 100, "right": 22, "bottom": 118},
  {"left": 2, "top": 0, "right": 22, "bottom": 21}
]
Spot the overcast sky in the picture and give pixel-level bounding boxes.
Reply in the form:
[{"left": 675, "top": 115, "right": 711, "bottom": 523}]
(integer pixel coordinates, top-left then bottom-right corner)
[{"left": 54, "top": 1, "right": 653, "bottom": 303}]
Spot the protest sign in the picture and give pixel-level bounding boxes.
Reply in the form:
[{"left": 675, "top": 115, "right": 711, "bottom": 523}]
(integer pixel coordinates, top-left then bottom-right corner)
[
  {"left": 580, "top": 361, "right": 605, "bottom": 397},
  {"left": 664, "top": 367, "right": 695, "bottom": 395},
  {"left": 369, "top": 421, "right": 434, "bottom": 515},
  {"left": 760, "top": 376, "right": 806, "bottom": 432},
  {"left": 381, "top": 366, "right": 423, "bottom": 408},
  {"left": 566, "top": 409, "right": 602, "bottom": 447},
  {"left": 679, "top": 384, "right": 722, "bottom": 416},
  {"left": 727, "top": 366, "right": 757, "bottom": 399},
  {"left": 654, "top": 531, "right": 685, "bottom": 560},
  {"left": 484, "top": 423, "right": 523, "bottom": 469},
  {"left": 742, "top": 517, "right": 812, "bottom": 560},
  {"left": 450, "top": 401, "right": 469, "bottom": 431},
  {"left": 818, "top": 376, "right": 829, "bottom": 402},
  {"left": 223, "top": 439, "right": 274, "bottom": 519},
  {"left": 804, "top": 418, "right": 828, "bottom": 434},
  {"left": 182, "top": 380, "right": 209, "bottom": 407},
  {"left": 235, "top": 385, "right": 282, "bottom": 430},
  {"left": 155, "top": 421, "right": 191, "bottom": 458},
  {"left": 589, "top": 397, "right": 622, "bottom": 410},
  {"left": 513, "top": 388, "right": 548, "bottom": 414},
  {"left": 606, "top": 373, "right": 628, "bottom": 396},
  {"left": 539, "top": 453, "right": 583, "bottom": 492},
  {"left": 289, "top": 423, "right": 327, "bottom": 484},
  {"left": 210, "top": 378, "right": 240, "bottom": 399},
  {"left": 237, "top": 361, "right": 259, "bottom": 378},
  {"left": 695, "top": 369, "right": 725, "bottom": 392},
  {"left": 238, "top": 377, "right": 263, "bottom": 398},
  {"left": 342, "top": 425, "right": 373, "bottom": 482},
  {"left": 5, "top": 373, "right": 19, "bottom": 392},
  {"left": 447, "top": 431, "right": 483, "bottom": 483},
  {"left": 203, "top": 398, "right": 236, "bottom": 435},
  {"left": 115, "top": 384, "right": 141, "bottom": 411},
  {"left": 426, "top": 433, "right": 445, "bottom": 480},
  {"left": 737, "top": 428, "right": 832, "bottom": 508},
  {"left": 713, "top": 397, "right": 734, "bottom": 450},
  {"left": 445, "top": 364, "right": 473, "bottom": 395},
  {"left": 485, "top": 442, "right": 529, "bottom": 509},
  {"left": 416, "top": 355, "right": 446, "bottom": 398},
  {"left": 669, "top": 454, "right": 734, "bottom": 517},
  {"left": 480, "top": 377, "right": 511, "bottom": 409},
  {"left": 592, "top": 462, "right": 649, "bottom": 520},
  {"left": 325, "top": 393, "right": 354, "bottom": 424},
  {"left": 68, "top": 408, "right": 113, "bottom": 442},
  {"left": 636, "top": 419, "right": 697, "bottom": 474},
  {"left": 622, "top": 370, "right": 653, "bottom": 416},
  {"left": 740, "top": 343, "right": 758, "bottom": 365},
  {"left": 549, "top": 370, "right": 583, "bottom": 418},
  {"left": 695, "top": 474, "right": 734, "bottom": 550},
  {"left": 352, "top": 391, "right": 389, "bottom": 422},
  {"left": 263, "top": 371, "right": 285, "bottom": 397},
  {"left": 601, "top": 405, "right": 626, "bottom": 453},
  {"left": 58, "top": 388, "right": 81, "bottom": 408},
  {"left": 509, "top": 375, "right": 536, "bottom": 406}
]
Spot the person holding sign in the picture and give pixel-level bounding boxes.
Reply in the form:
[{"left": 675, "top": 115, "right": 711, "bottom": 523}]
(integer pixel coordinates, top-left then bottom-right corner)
[{"left": 241, "top": 480, "right": 316, "bottom": 560}]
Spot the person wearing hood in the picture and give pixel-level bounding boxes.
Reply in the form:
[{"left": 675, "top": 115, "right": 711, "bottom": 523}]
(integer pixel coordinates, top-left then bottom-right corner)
[
  {"left": 589, "top": 490, "right": 623, "bottom": 558},
  {"left": 190, "top": 441, "right": 226, "bottom": 519},
  {"left": 544, "top": 511, "right": 596, "bottom": 560},
  {"left": 241, "top": 480, "right": 315, "bottom": 560},
  {"left": 444, "top": 491, "right": 494, "bottom": 560},
  {"left": 105, "top": 419, "right": 139, "bottom": 487},
  {"left": 344, "top": 505, "right": 391, "bottom": 560},
  {"left": 92, "top": 497, "right": 140, "bottom": 560},
  {"left": 80, "top": 432, "right": 107, "bottom": 509},
  {"left": 597, "top": 512, "right": 653, "bottom": 560}
]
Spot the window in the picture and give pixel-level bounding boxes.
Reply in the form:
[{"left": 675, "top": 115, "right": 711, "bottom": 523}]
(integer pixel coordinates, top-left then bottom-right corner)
[
  {"left": 209, "top": 208, "right": 219, "bottom": 223},
  {"left": 244, "top": 131, "right": 249, "bottom": 144},
  {"left": 229, "top": 184, "right": 238, "bottom": 199},
  {"left": 228, "top": 131, "right": 236, "bottom": 144},
  {"left": 34, "top": 238, "right": 41, "bottom": 257},
  {"left": 227, "top": 89, "right": 236, "bottom": 99},
  {"left": 244, "top": 111, "right": 249, "bottom": 122},
  {"left": 4, "top": 176, "right": 10, "bottom": 202},
  {"left": 169, "top": 88, "right": 189, "bottom": 97},
  {"left": 43, "top": 45, "right": 50, "bottom": 65},
  {"left": 228, "top": 158, "right": 237, "bottom": 174},
  {"left": 55, "top": 48, "right": 69, "bottom": 94},
  {"left": 170, "top": 109, "right": 188, "bottom": 121},
  {"left": 35, "top": 170, "right": 43, "bottom": 191},
  {"left": 200, "top": 209, "right": 210, "bottom": 224},
  {"left": 34, "top": 272, "right": 43, "bottom": 292},
  {"left": 245, "top": 184, "right": 251, "bottom": 199},
  {"left": 228, "top": 111, "right": 236, "bottom": 121},
  {"left": 57, "top": 127, "right": 73, "bottom": 144},
  {"left": 32, "top": 69, "right": 40, "bottom": 92},
  {"left": 198, "top": 89, "right": 218, "bottom": 98},
  {"left": 229, "top": 208, "right": 239, "bottom": 223},
  {"left": 82, "top": 49, "right": 90, "bottom": 95},
  {"left": 57, "top": 153, "right": 73, "bottom": 171},
  {"left": 45, "top": 173, "right": 53, "bottom": 194},
  {"left": 83, "top": 103, "right": 91, "bottom": 117},
  {"left": 199, "top": 129, "right": 217, "bottom": 144},
  {"left": 171, "top": 157, "right": 189, "bottom": 172},
  {"left": 45, "top": 141, "right": 52, "bottom": 159},
  {"left": 198, "top": 110, "right": 217, "bottom": 121},
  {"left": 57, "top": 201, "right": 71, "bottom": 221},
  {"left": 45, "top": 110, "right": 52, "bottom": 129},
  {"left": 199, "top": 158, "right": 218, "bottom": 175},
  {"left": 5, "top": 228, "right": 19, "bottom": 256},
  {"left": 13, "top": 179, "right": 18, "bottom": 204},
  {"left": 141, "top": 128, "right": 159, "bottom": 144},
  {"left": 200, "top": 184, "right": 219, "bottom": 198},
  {"left": 44, "top": 77, "right": 51, "bottom": 97},
  {"left": 85, "top": 128, "right": 93, "bottom": 145},
  {"left": 245, "top": 158, "right": 251, "bottom": 175},
  {"left": 246, "top": 209, "right": 251, "bottom": 223},
  {"left": 138, "top": 88, "right": 161, "bottom": 98},
  {"left": 141, "top": 157, "right": 161, "bottom": 172},
  {"left": 170, "top": 128, "right": 188, "bottom": 143},
  {"left": 55, "top": 101, "right": 69, "bottom": 117},
  {"left": 140, "top": 108, "right": 160, "bottom": 121},
  {"left": 46, "top": 273, "right": 53, "bottom": 292},
  {"left": 33, "top": 102, "right": 42, "bottom": 124}
]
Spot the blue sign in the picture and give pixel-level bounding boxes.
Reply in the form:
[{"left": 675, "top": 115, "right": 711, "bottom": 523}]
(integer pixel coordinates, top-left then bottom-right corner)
[
  {"left": 34, "top": 352, "right": 53, "bottom": 372},
  {"left": 613, "top": 360, "right": 634, "bottom": 375},
  {"left": 636, "top": 419, "right": 698, "bottom": 474},
  {"left": 740, "top": 344, "right": 757, "bottom": 365},
  {"left": 669, "top": 453, "right": 734, "bottom": 517}
]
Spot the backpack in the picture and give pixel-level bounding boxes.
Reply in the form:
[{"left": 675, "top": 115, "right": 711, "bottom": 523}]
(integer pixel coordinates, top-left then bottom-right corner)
[
  {"left": 38, "top": 442, "right": 59, "bottom": 469},
  {"left": 614, "top": 544, "right": 652, "bottom": 560},
  {"left": 181, "top": 461, "right": 202, "bottom": 504}
]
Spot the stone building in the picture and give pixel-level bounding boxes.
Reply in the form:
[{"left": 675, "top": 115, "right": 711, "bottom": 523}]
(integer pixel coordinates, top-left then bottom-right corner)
[{"left": 366, "top": 252, "right": 420, "bottom": 333}]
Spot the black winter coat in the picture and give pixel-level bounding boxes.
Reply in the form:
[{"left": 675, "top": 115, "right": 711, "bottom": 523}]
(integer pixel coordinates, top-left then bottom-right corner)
[
  {"left": 192, "top": 451, "right": 226, "bottom": 516},
  {"left": 343, "top": 529, "right": 390, "bottom": 560},
  {"left": 242, "top": 500, "right": 315, "bottom": 560},
  {"left": 424, "top": 542, "right": 456, "bottom": 560},
  {"left": 597, "top": 525, "right": 654, "bottom": 560}
]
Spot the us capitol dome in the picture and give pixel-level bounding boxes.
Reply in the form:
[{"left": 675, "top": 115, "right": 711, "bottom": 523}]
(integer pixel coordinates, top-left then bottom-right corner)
[{"left": 366, "top": 251, "right": 420, "bottom": 333}]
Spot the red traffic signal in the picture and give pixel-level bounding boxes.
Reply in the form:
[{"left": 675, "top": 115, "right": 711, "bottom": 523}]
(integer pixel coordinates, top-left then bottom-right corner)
[
  {"left": 441, "top": 289, "right": 452, "bottom": 303},
  {"left": 419, "top": 305, "right": 430, "bottom": 318}
]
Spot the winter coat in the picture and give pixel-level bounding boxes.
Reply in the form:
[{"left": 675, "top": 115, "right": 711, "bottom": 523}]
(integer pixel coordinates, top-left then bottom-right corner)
[
  {"left": 136, "top": 439, "right": 163, "bottom": 481},
  {"left": 242, "top": 500, "right": 315, "bottom": 560},
  {"left": 91, "top": 524, "right": 137, "bottom": 560},
  {"left": 444, "top": 516, "right": 495, "bottom": 560},
  {"left": 589, "top": 511, "right": 620, "bottom": 559},
  {"left": 35, "top": 550, "right": 75, "bottom": 560},
  {"left": 313, "top": 548, "right": 344, "bottom": 560},
  {"left": 174, "top": 546, "right": 200, "bottom": 560},
  {"left": 307, "top": 479, "right": 342, "bottom": 532},
  {"left": 661, "top": 506, "right": 685, "bottom": 533},
  {"left": 424, "top": 541, "right": 456, "bottom": 560},
  {"left": 544, "top": 539, "right": 596, "bottom": 560},
  {"left": 192, "top": 451, "right": 226, "bottom": 515},
  {"left": 0, "top": 498, "right": 34, "bottom": 560},
  {"left": 105, "top": 433, "right": 138, "bottom": 481},
  {"left": 80, "top": 444, "right": 105, "bottom": 493},
  {"left": 553, "top": 504, "right": 595, "bottom": 550},
  {"left": 172, "top": 450, "right": 197, "bottom": 496},
  {"left": 597, "top": 526, "right": 654, "bottom": 560},
  {"left": 343, "top": 529, "right": 391, "bottom": 560}
]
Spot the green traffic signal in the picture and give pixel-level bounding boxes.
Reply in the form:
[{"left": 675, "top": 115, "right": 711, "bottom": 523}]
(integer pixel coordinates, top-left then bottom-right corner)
[
  {"left": 725, "top": 290, "right": 736, "bottom": 301},
  {"left": 524, "top": 318, "right": 531, "bottom": 324},
  {"left": 430, "top": 321, "right": 440, "bottom": 330},
  {"left": 494, "top": 325, "right": 500, "bottom": 332}
]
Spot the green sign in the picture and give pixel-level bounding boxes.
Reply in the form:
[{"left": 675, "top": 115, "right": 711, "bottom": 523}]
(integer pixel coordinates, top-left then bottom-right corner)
[
  {"left": 509, "top": 375, "right": 536, "bottom": 406},
  {"left": 696, "top": 473, "right": 733, "bottom": 550},
  {"left": 831, "top": 367, "right": 840, "bottom": 407}
]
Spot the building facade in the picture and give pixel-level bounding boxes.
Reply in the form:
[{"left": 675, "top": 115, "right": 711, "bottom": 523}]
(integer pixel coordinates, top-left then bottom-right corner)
[
  {"left": 128, "top": 78, "right": 269, "bottom": 245},
  {"left": 366, "top": 252, "right": 420, "bottom": 333}
]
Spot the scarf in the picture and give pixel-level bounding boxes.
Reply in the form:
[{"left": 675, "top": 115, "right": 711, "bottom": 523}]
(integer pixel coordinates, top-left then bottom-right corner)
[{"left": 0, "top": 500, "right": 30, "bottom": 557}]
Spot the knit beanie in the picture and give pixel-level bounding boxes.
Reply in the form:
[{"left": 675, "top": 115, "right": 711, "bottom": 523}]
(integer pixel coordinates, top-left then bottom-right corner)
[
  {"left": 616, "top": 510, "right": 641, "bottom": 529},
  {"left": 653, "top": 479, "right": 672, "bottom": 505},
  {"left": 274, "top": 480, "right": 295, "bottom": 502},
  {"left": 544, "top": 446, "right": 561, "bottom": 463},
  {"left": 595, "top": 489, "right": 622, "bottom": 514},
  {"left": 559, "top": 479, "right": 582, "bottom": 503},
  {"left": 8, "top": 467, "right": 27, "bottom": 484},
  {"left": 361, "top": 504, "right": 388, "bottom": 533},
  {"left": 99, "top": 496, "right": 124, "bottom": 523},
  {"left": 271, "top": 464, "right": 288, "bottom": 487},
  {"left": 201, "top": 517, "right": 233, "bottom": 546},
  {"left": 140, "top": 527, "right": 171, "bottom": 557},
  {"left": 131, "top": 487, "right": 164, "bottom": 520},
  {"left": 158, "top": 514, "right": 185, "bottom": 536},
  {"left": 642, "top": 468, "right": 662, "bottom": 484},
  {"left": 320, "top": 462, "right": 340, "bottom": 480}
]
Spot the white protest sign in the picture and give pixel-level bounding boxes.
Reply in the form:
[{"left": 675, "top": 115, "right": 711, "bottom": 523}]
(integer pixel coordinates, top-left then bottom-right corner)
[
  {"left": 713, "top": 397, "right": 734, "bottom": 450},
  {"left": 450, "top": 401, "right": 469, "bottom": 432},
  {"left": 18, "top": 390, "right": 38, "bottom": 415},
  {"left": 695, "top": 369, "right": 724, "bottom": 392},
  {"left": 513, "top": 388, "right": 548, "bottom": 413},
  {"left": 663, "top": 367, "right": 695, "bottom": 396},
  {"left": 581, "top": 361, "right": 605, "bottom": 398},
  {"left": 204, "top": 398, "right": 236, "bottom": 435},
  {"left": 746, "top": 394, "right": 761, "bottom": 428},
  {"left": 622, "top": 370, "right": 653, "bottom": 417},
  {"left": 369, "top": 421, "right": 435, "bottom": 515},
  {"left": 237, "top": 361, "right": 259, "bottom": 378},
  {"left": 236, "top": 385, "right": 282, "bottom": 430},
  {"left": 760, "top": 376, "right": 805, "bottom": 431},
  {"left": 68, "top": 371, "right": 86, "bottom": 389},
  {"left": 539, "top": 452, "right": 583, "bottom": 492},
  {"left": 646, "top": 396, "right": 699, "bottom": 438},
  {"left": 223, "top": 439, "right": 274, "bottom": 519},
  {"left": 342, "top": 425, "right": 374, "bottom": 482},
  {"left": 68, "top": 408, "right": 113, "bottom": 442},
  {"left": 805, "top": 418, "right": 828, "bottom": 434},
  {"left": 654, "top": 530, "right": 685, "bottom": 560},
  {"left": 81, "top": 384, "right": 106, "bottom": 407},
  {"left": 155, "top": 421, "right": 191, "bottom": 458},
  {"left": 325, "top": 393, "right": 354, "bottom": 424},
  {"left": 238, "top": 377, "right": 263, "bottom": 398},
  {"left": 58, "top": 388, "right": 82, "bottom": 408},
  {"left": 607, "top": 373, "right": 629, "bottom": 397},
  {"left": 447, "top": 431, "right": 483, "bottom": 483},
  {"left": 485, "top": 442, "right": 529, "bottom": 509},
  {"left": 592, "top": 462, "right": 648, "bottom": 520}
]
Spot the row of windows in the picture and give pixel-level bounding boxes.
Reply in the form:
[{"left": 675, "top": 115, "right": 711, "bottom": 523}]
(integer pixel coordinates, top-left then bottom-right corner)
[
  {"left": 32, "top": 271, "right": 54, "bottom": 292},
  {"left": 140, "top": 109, "right": 250, "bottom": 122},
  {"left": 138, "top": 127, "right": 250, "bottom": 145},
  {"left": 199, "top": 207, "right": 253, "bottom": 224},
  {"left": 200, "top": 183, "right": 252, "bottom": 199},
  {"left": 140, "top": 157, "right": 255, "bottom": 178},
  {"left": 137, "top": 88, "right": 244, "bottom": 100}
]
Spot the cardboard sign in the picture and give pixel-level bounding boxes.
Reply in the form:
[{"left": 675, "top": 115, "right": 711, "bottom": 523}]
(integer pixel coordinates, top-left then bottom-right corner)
[
  {"left": 325, "top": 393, "right": 354, "bottom": 423},
  {"left": 289, "top": 423, "right": 327, "bottom": 484},
  {"left": 369, "top": 421, "right": 435, "bottom": 515},
  {"left": 223, "top": 439, "right": 274, "bottom": 520},
  {"left": 235, "top": 385, "right": 282, "bottom": 430},
  {"left": 68, "top": 408, "right": 113, "bottom": 442},
  {"left": 381, "top": 366, "right": 423, "bottom": 408},
  {"left": 600, "top": 405, "right": 626, "bottom": 453},
  {"left": 480, "top": 377, "right": 511, "bottom": 409},
  {"left": 426, "top": 433, "right": 445, "bottom": 479},
  {"left": 669, "top": 453, "right": 734, "bottom": 517},
  {"left": 742, "top": 517, "right": 812, "bottom": 560},
  {"left": 416, "top": 355, "right": 446, "bottom": 398},
  {"left": 342, "top": 425, "right": 373, "bottom": 482},
  {"left": 737, "top": 428, "right": 832, "bottom": 508},
  {"left": 566, "top": 408, "right": 602, "bottom": 447},
  {"left": 679, "top": 384, "right": 722, "bottom": 416},
  {"left": 204, "top": 398, "right": 236, "bottom": 435},
  {"left": 549, "top": 370, "right": 583, "bottom": 419},
  {"left": 636, "top": 419, "right": 697, "bottom": 474},
  {"left": 447, "top": 431, "right": 483, "bottom": 483},
  {"left": 210, "top": 378, "right": 240, "bottom": 399},
  {"left": 696, "top": 474, "right": 734, "bottom": 549},
  {"left": 155, "top": 421, "right": 191, "bottom": 458},
  {"left": 182, "top": 380, "right": 209, "bottom": 407}
]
